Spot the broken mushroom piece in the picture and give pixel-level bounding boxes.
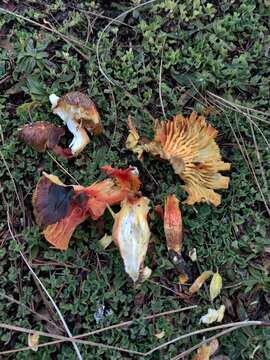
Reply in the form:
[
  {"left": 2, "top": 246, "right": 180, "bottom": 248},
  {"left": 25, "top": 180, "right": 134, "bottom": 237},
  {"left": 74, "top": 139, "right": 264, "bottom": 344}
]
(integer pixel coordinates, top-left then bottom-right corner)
[
  {"left": 32, "top": 173, "right": 88, "bottom": 250},
  {"left": 126, "top": 113, "right": 231, "bottom": 206},
  {"left": 49, "top": 91, "right": 102, "bottom": 156},
  {"left": 82, "top": 165, "right": 141, "bottom": 220},
  {"left": 32, "top": 166, "right": 142, "bottom": 250},
  {"left": 18, "top": 122, "right": 72, "bottom": 159},
  {"left": 164, "top": 195, "right": 187, "bottom": 275},
  {"left": 112, "top": 197, "right": 152, "bottom": 283}
]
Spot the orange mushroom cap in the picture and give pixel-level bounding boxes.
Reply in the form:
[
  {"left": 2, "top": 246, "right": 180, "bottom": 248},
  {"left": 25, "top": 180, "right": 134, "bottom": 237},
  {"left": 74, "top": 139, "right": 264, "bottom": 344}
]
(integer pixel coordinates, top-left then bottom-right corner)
[{"left": 126, "top": 112, "right": 231, "bottom": 206}]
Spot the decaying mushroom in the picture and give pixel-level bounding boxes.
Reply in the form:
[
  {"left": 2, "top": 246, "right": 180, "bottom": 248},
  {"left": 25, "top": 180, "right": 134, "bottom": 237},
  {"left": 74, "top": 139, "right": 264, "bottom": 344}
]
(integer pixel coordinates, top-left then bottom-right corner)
[
  {"left": 164, "top": 195, "right": 187, "bottom": 275},
  {"left": 32, "top": 173, "right": 88, "bottom": 250},
  {"left": 126, "top": 112, "right": 231, "bottom": 206},
  {"left": 49, "top": 91, "right": 102, "bottom": 156},
  {"left": 32, "top": 166, "right": 142, "bottom": 250},
  {"left": 81, "top": 165, "right": 141, "bottom": 220},
  {"left": 112, "top": 196, "right": 152, "bottom": 283},
  {"left": 18, "top": 121, "right": 73, "bottom": 159}
]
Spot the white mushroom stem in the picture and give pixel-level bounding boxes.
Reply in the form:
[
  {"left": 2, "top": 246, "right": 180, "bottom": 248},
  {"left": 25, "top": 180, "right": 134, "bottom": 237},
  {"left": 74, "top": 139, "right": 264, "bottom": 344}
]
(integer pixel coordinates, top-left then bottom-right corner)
[
  {"left": 66, "top": 118, "right": 90, "bottom": 155},
  {"left": 49, "top": 94, "right": 60, "bottom": 109}
]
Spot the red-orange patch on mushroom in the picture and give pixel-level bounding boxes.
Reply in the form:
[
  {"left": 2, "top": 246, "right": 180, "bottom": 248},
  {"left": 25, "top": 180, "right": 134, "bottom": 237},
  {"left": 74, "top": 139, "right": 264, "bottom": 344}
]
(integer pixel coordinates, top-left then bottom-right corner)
[{"left": 164, "top": 195, "right": 182, "bottom": 254}]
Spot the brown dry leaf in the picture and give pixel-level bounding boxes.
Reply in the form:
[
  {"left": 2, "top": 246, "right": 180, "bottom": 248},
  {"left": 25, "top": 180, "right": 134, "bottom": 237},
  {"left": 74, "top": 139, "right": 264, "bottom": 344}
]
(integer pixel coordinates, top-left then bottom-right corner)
[
  {"left": 189, "top": 271, "right": 213, "bottom": 294},
  {"left": 125, "top": 116, "right": 145, "bottom": 160},
  {"left": 28, "top": 333, "right": 39, "bottom": 352},
  {"left": 126, "top": 112, "right": 231, "bottom": 206},
  {"left": 178, "top": 273, "right": 189, "bottom": 284},
  {"left": 210, "top": 272, "right": 223, "bottom": 301},
  {"left": 192, "top": 339, "right": 219, "bottom": 360}
]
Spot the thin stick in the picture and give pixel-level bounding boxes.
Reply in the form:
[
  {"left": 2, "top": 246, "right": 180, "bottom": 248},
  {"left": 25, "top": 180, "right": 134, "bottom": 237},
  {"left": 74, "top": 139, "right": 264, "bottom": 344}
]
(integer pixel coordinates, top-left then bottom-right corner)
[
  {"left": 147, "top": 279, "right": 189, "bottom": 298},
  {"left": 159, "top": 48, "right": 166, "bottom": 118},
  {"left": 248, "top": 113, "right": 270, "bottom": 203},
  {"left": 47, "top": 151, "right": 80, "bottom": 185},
  {"left": 70, "top": 6, "right": 135, "bottom": 29},
  {"left": 0, "top": 306, "right": 196, "bottom": 355},
  {"left": 0, "top": 293, "right": 63, "bottom": 333},
  {"left": 0, "top": 323, "right": 143, "bottom": 356},
  {"left": 106, "top": 204, "right": 116, "bottom": 219},
  {"left": 202, "top": 99, "right": 270, "bottom": 216},
  {"left": 172, "top": 326, "right": 241, "bottom": 360},
  {"left": 96, "top": 0, "right": 157, "bottom": 86},
  {"left": 208, "top": 96, "right": 270, "bottom": 148},
  {"left": 0, "top": 7, "right": 89, "bottom": 60},
  {"left": 143, "top": 320, "right": 268, "bottom": 356},
  {"left": 6, "top": 210, "right": 83, "bottom": 360},
  {"left": 234, "top": 116, "right": 270, "bottom": 216},
  {"left": 0, "top": 150, "right": 24, "bottom": 212},
  {"left": 207, "top": 91, "right": 270, "bottom": 123}
]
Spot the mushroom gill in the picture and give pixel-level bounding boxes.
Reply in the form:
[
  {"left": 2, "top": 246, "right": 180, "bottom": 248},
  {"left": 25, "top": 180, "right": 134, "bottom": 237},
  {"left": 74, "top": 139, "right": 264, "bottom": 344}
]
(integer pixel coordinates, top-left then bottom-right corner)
[{"left": 126, "top": 112, "right": 231, "bottom": 206}]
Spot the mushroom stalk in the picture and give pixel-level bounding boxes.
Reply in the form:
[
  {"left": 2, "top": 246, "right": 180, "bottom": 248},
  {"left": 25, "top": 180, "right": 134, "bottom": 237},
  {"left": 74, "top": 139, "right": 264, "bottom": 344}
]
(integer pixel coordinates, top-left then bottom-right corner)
[{"left": 66, "top": 118, "right": 90, "bottom": 155}]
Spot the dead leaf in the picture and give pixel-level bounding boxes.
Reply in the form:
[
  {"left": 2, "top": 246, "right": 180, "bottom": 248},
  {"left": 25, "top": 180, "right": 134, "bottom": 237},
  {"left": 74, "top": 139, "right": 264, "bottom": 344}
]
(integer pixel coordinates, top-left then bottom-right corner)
[
  {"left": 99, "top": 233, "right": 113, "bottom": 249},
  {"left": 210, "top": 272, "right": 222, "bottom": 301},
  {"left": 189, "top": 271, "right": 213, "bottom": 294},
  {"left": 155, "top": 330, "right": 165, "bottom": 339},
  {"left": 200, "top": 305, "right": 225, "bottom": 324},
  {"left": 178, "top": 273, "right": 189, "bottom": 284},
  {"left": 189, "top": 248, "right": 197, "bottom": 262},
  {"left": 28, "top": 333, "right": 39, "bottom": 352},
  {"left": 192, "top": 339, "right": 219, "bottom": 360}
]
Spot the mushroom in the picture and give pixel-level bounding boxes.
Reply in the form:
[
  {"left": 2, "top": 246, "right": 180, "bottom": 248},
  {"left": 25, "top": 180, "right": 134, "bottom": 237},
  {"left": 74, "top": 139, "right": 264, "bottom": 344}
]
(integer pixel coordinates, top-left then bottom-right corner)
[
  {"left": 82, "top": 165, "right": 141, "bottom": 220},
  {"left": 112, "top": 196, "right": 152, "bottom": 283},
  {"left": 164, "top": 195, "right": 188, "bottom": 276},
  {"left": 18, "top": 121, "right": 73, "bottom": 159},
  {"left": 32, "top": 166, "right": 142, "bottom": 249},
  {"left": 49, "top": 91, "right": 102, "bottom": 156},
  {"left": 32, "top": 173, "right": 88, "bottom": 250},
  {"left": 126, "top": 112, "right": 231, "bottom": 206}
]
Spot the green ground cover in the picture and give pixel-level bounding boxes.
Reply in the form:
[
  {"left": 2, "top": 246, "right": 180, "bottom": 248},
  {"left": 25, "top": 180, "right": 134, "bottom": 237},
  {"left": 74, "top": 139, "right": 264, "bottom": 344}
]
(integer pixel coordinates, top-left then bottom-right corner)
[{"left": 0, "top": 1, "right": 269, "bottom": 359}]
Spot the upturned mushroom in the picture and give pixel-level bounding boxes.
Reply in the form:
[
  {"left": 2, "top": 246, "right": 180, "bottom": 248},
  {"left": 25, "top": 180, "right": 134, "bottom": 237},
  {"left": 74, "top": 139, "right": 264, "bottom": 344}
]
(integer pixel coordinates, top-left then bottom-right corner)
[
  {"left": 49, "top": 91, "right": 102, "bottom": 156},
  {"left": 18, "top": 121, "right": 73, "bottom": 159},
  {"left": 126, "top": 112, "right": 231, "bottom": 206}
]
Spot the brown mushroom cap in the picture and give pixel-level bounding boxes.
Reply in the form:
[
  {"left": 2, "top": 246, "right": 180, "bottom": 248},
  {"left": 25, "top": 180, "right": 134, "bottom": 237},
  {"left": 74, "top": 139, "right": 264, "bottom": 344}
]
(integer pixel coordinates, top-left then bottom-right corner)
[
  {"left": 32, "top": 176, "right": 75, "bottom": 228},
  {"left": 55, "top": 91, "right": 102, "bottom": 135},
  {"left": 18, "top": 121, "right": 65, "bottom": 152}
]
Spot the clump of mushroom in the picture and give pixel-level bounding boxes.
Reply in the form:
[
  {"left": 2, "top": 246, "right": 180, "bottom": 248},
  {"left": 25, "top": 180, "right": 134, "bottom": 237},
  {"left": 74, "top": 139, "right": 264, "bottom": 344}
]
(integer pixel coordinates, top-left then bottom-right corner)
[
  {"left": 49, "top": 91, "right": 102, "bottom": 156},
  {"left": 32, "top": 166, "right": 141, "bottom": 250},
  {"left": 126, "top": 112, "right": 231, "bottom": 206},
  {"left": 18, "top": 121, "right": 73, "bottom": 159}
]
